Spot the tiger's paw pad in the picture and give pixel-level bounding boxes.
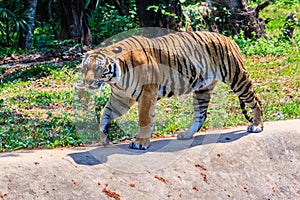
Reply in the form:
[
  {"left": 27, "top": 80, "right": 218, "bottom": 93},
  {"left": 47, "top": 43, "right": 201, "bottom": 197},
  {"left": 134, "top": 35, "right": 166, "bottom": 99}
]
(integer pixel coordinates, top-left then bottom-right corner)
[
  {"left": 247, "top": 125, "right": 263, "bottom": 133},
  {"left": 129, "top": 141, "right": 150, "bottom": 150},
  {"left": 177, "top": 133, "right": 193, "bottom": 140}
]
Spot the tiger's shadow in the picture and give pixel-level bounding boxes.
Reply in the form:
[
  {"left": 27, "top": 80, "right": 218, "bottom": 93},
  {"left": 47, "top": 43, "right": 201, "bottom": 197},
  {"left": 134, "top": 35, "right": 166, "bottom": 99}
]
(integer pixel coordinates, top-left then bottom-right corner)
[{"left": 68, "top": 129, "right": 252, "bottom": 166}]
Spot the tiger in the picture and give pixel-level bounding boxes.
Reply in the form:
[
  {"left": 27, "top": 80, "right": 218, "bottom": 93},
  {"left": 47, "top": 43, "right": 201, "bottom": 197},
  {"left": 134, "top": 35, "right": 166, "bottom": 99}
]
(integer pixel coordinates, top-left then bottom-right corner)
[{"left": 82, "top": 31, "right": 263, "bottom": 150}]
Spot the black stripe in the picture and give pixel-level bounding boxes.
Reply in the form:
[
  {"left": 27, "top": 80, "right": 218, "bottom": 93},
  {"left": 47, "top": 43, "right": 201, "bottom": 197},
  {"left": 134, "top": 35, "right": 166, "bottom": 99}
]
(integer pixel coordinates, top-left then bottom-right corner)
[
  {"left": 130, "top": 51, "right": 135, "bottom": 68},
  {"left": 123, "top": 61, "right": 131, "bottom": 90},
  {"left": 194, "top": 32, "right": 206, "bottom": 45},
  {"left": 177, "top": 57, "right": 183, "bottom": 75},
  {"left": 225, "top": 44, "right": 231, "bottom": 81},
  {"left": 195, "top": 89, "right": 209, "bottom": 94},
  {"left": 237, "top": 74, "right": 247, "bottom": 88},
  {"left": 191, "top": 78, "right": 198, "bottom": 88},
  {"left": 129, "top": 52, "right": 136, "bottom": 92},
  {"left": 169, "top": 62, "right": 175, "bottom": 92},
  {"left": 182, "top": 57, "right": 189, "bottom": 77},
  {"left": 215, "top": 36, "right": 227, "bottom": 82},
  {"left": 136, "top": 86, "right": 144, "bottom": 101},
  {"left": 113, "top": 84, "right": 123, "bottom": 90},
  {"left": 244, "top": 95, "right": 255, "bottom": 104},
  {"left": 187, "top": 33, "right": 203, "bottom": 64},
  {"left": 204, "top": 44, "right": 211, "bottom": 57},
  {"left": 231, "top": 59, "right": 240, "bottom": 91},
  {"left": 239, "top": 92, "right": 251, "bottom": 99},
  {"left": 119, "top": 59, "right": 126, "bottom": 74},
  {"left": 153, "top": 39, "right": 161, "bottom": 62},
  {"left": 131, "top": 75, "right": 139, "bottom": 97},
  {"left": 196, "top": 99, "right": 210, "bottom": 104},
  {"left": 211, "top": 40, "right": 218, "bottom": 56},
  {"left": 167, "top": 91, "right": 174, "bottom": 97},
  {"left": 162, "top": 86, "right": 167, "bottom": 97},
  {"left": 160, "top": 37, "right": 172, "bottom": 67},
  {"left": 196, "top": 105, "right": 210, "bottom": 110},
  {"left": 168, "top": 35, "right": 177, "bottom": 49},
  {"left": 130, "top": 37, "right": 150, "bottom": 63},
  {"left": 235, "top": 80, "right": 248, "bottom": 93},
  {"left": 187, "top": 32, "right": 199, "bottom": 43},
  {"left": 105, "top": 106, "right": 112, "bottom": 112},
  {"left": 245, "top": 81, "right": 253, "bottom": 93},
  {"left": 180, "top": 34, "right": 195, "bottom": 56}
]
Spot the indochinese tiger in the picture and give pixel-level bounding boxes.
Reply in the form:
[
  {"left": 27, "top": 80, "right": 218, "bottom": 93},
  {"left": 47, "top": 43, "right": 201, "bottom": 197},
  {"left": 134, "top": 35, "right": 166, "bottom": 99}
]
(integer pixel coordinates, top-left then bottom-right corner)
[{"left": 82, "top": 31, "right": 263, "bottom": 150}]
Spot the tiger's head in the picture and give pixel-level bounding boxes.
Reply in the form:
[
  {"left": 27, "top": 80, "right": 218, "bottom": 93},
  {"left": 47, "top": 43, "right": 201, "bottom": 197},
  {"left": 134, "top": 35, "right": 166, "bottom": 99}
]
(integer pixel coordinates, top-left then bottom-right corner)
[{"left": 82, "top": 49, "right": 121, "bottom": 89}]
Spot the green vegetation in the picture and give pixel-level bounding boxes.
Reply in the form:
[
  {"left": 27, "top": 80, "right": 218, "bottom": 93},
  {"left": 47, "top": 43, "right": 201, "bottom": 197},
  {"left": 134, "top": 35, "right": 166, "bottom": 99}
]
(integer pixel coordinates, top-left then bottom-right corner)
[
  {"left": 88, "top": 3, "right": 138, "bottom": 45},
  {"left": 0, "top": 0, "right": 299, "bottom": 151},
  {"left": 0, "top": 63, "right": 81, "bottom": 151}
]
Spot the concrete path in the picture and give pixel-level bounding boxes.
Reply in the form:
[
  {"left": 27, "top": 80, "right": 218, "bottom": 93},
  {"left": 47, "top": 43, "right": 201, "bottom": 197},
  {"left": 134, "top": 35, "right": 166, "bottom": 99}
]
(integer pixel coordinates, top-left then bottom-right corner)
[{"left": 0, "top": 119, "right": 299, "bottom": 199}]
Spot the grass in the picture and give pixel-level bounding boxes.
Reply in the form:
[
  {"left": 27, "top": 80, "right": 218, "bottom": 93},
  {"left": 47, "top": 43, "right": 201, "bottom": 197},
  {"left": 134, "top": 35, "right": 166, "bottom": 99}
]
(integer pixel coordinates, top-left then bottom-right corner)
[
  {"left": 0, "top": 0, "right": 299, "bottom": 151},
  {"left": 0, "top": 63, "right": 82, "bottom": 151}
]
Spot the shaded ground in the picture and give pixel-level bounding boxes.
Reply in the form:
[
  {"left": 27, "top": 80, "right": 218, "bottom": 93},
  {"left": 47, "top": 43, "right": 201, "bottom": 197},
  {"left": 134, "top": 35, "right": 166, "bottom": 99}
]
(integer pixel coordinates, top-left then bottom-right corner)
[
  {"left": 0, "top": 46, "right": 82, "bottom": 83},
  {"left": 0, "top": 46, "right": 83, "bottom": 67},
  {"left": 0, "top": 119, "right": 299, "bottom": 199}
]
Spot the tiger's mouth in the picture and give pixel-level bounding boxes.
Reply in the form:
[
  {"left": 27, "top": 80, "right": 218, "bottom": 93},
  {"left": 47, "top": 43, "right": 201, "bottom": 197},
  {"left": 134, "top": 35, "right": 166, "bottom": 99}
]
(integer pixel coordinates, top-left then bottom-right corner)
[{"left": 83, "top": 79, "right": 104, "bottom": 90}]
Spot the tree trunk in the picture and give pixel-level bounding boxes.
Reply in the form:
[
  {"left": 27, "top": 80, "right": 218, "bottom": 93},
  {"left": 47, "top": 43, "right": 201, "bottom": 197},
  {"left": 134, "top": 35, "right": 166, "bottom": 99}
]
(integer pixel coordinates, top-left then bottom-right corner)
[
  {"left": 136, "top": 0, "right": 182, "bottom": 31},
  {"left": 206, "top": 0, "right": 270, "bottom": 38},
  {"left": 60, "top": 0, "right": 92, "bottom": 46},
  {"left": 18, "top": 0, "right": 38, "bottom": 49}
]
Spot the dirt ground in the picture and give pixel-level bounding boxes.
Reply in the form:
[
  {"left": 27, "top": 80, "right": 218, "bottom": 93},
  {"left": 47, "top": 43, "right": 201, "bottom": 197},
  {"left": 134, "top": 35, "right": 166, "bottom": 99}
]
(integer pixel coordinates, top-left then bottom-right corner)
[{"left": 0, "top": 119, "right": 299, "bottom": 200}]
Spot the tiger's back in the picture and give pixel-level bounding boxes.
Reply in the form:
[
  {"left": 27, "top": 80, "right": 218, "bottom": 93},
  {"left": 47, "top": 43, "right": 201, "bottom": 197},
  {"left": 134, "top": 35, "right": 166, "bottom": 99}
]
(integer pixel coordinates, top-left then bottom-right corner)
[{"left": 107, "top": 32, "right": 248, "bottom": 98}]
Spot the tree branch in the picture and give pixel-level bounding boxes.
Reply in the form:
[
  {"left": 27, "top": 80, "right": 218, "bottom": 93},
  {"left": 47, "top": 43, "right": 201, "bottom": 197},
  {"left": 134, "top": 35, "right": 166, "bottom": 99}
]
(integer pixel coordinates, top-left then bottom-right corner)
[{"left": 254, "top": 1, "right": 270, "bottom": 17}]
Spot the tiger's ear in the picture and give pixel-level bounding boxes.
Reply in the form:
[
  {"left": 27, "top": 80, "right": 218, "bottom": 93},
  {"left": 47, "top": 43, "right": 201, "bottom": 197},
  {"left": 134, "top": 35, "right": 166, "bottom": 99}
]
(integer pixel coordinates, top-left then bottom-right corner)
[{"left": 83, "top": 45, "right": 93, "bottom": 52}]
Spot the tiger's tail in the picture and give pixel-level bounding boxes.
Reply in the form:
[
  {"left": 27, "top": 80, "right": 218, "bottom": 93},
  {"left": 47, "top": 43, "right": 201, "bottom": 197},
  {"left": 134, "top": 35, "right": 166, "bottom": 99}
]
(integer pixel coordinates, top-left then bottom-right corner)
[{"left": 239, "top": 97, "right": 253, "bottom": 123}]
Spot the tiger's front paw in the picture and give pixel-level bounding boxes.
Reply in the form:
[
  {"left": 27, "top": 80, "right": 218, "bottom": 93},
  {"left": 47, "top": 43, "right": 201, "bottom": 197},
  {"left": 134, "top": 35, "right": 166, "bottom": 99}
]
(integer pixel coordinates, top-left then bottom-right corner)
[
  {"left": 177, "top": 132, "right": 193, "bottom": 140},
  {"left": 128, "top": 138, "right": 150, "bottom": 150},
  {"left": 100, "top": 131, "right": 109, "bottom": 146},
  {"left": 247, "top": 125, "right": 263, "bottom": 133},
  {"left": 101, "top": 135, "right": 109, "bottom": 146}
]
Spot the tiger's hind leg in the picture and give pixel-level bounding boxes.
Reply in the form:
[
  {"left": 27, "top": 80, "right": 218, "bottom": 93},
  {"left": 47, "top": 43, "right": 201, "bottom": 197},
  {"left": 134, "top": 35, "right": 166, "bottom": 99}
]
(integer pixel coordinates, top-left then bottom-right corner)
[
  {"left": 242, "top": 92, "right": 263, "bottom": 133},
  {"left": 231, "top": 76, "right": 263, "bottom": 133},
  {"left": 100, "top": 94, "right": 135, "bottom": 145},
  {"left": 129, "top": 84, "right": 158, "bottom": 150},
  {"left": 177, "top": 84, "right": 215, "bottom": 140}
]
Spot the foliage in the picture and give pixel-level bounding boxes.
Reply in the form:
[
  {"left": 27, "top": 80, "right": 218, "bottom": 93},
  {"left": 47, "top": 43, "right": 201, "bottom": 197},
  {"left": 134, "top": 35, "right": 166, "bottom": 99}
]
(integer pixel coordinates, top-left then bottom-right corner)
[
  {"left": 180, "top": 1, "right": 233, "bottom": 34},
  {"left": 0, "top": 107, "right": 80, "bottom": 151},
  {"left": 147, "top": 4, "right": 178, "bottom": 18},
  {"left": 0, "top": 63, "right": 82, "bottom": 151},
  {"left": 233, "top": 32, "right": 300, "bottom": 56},
  {"left": 249, "top": 0, "right": 299, "bottom": 9},
  {"left": 0, "top": 1, "right": 30, "bottom": 47},
  {"left": 181, "top": 2, "right": 209, "bottom": 31},
  {"left": 87, "top": 3, "right": 138, "bottom": 45}
]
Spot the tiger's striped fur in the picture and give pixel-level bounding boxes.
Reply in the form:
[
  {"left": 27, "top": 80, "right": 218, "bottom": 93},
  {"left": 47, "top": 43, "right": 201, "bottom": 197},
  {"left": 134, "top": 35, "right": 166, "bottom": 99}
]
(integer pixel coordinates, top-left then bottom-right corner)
[{"left": 82, "top": 31, "right": 263, "bottom": 150}]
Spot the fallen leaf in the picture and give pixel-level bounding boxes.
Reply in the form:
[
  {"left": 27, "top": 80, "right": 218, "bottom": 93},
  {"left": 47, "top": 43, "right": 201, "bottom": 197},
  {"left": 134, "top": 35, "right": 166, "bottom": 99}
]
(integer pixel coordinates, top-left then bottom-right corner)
[
  {"left": 154, "top": 175, "right": 169, "bottom": 184},
  {"left": 102, "top": 188, "right": 121, "bottom": 200},
  {"left": 195, "top": 164, "right": 207, "bottom": 170}
]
